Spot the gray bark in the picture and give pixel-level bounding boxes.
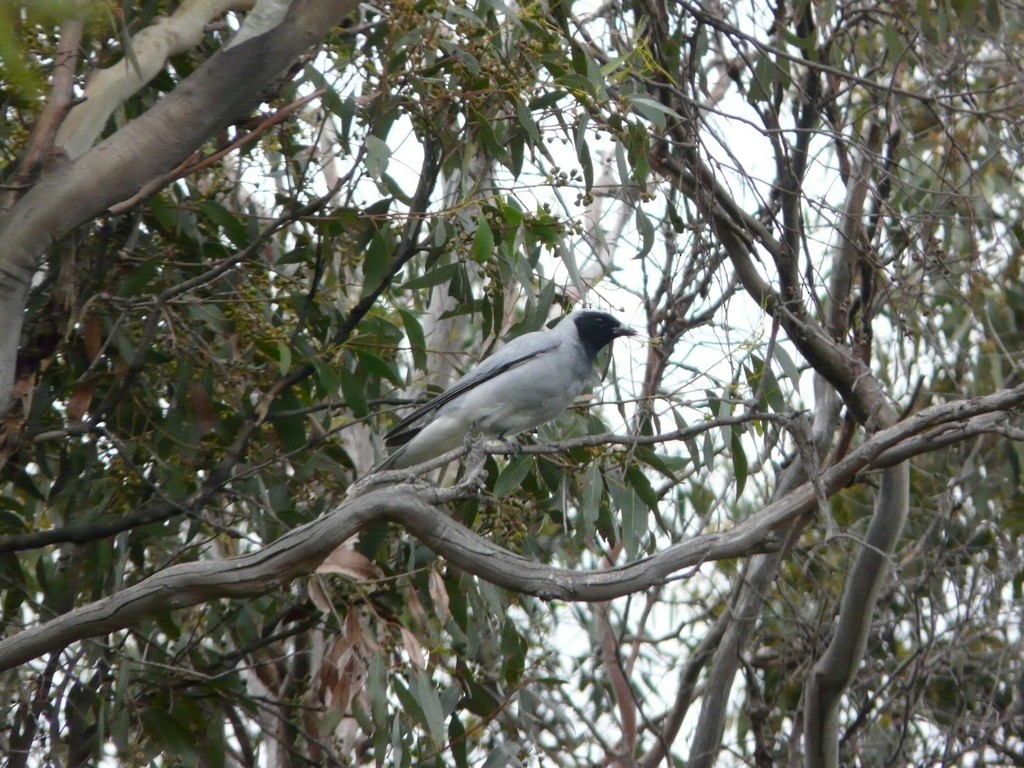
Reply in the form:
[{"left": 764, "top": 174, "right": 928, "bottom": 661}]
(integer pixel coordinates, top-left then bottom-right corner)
[
  {"left": 2, "top": 388, "right": 1020, "bottom": 673},
  {"left": 0, "top": 0, "right": 357, "bottom": 413}
]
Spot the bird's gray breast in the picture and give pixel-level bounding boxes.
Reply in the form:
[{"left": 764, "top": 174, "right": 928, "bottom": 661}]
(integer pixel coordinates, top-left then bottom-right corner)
[{"left": 440, "top": 343, "right": 591, "bottom": 437}]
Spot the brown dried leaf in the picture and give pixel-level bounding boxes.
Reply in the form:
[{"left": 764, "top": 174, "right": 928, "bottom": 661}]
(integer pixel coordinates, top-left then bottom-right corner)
[
  {"left": 83, "top": 313, "right": 102, "bottom": 362},
  {"left": 428, "top": 568, "right": 449, "bottom": 625},
  {"left": 400, "top": 626, "right": 426, "bottom": 670},
  {"left": 307, "top": 576, "right": 333, "bottom": 614},
  {"left": 66, "top": 382, "right": 95, "bottom": 422},
  {"left": 344, "top": 610, "right": 363, "bottom": 644},
  {"left": 406, "top": 585, "right": 427, "bottom": 626},
  {"left": 316, "top": 543, "right": 383, "bottom": 582}
]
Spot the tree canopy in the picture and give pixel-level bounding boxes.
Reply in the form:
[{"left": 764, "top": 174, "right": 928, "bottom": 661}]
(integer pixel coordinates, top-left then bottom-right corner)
[{"left": 1, "top": 1, "right": 1023, "bottom": 766}]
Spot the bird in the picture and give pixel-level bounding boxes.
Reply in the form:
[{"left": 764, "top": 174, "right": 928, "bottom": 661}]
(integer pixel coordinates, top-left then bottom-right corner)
[{"left": 374, "top": 310, "right": 636, "bottom": 471}]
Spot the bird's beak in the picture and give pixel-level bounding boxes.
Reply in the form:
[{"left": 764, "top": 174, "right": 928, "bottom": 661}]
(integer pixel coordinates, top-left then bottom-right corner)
[{"left": 613, "top": 326, "right": 638, "bottom": 338}]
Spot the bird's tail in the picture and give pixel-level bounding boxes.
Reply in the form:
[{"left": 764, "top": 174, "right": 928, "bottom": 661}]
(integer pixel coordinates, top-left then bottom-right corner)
[{"left": 369, "top": 443, "right": 408, "bottom": 474}]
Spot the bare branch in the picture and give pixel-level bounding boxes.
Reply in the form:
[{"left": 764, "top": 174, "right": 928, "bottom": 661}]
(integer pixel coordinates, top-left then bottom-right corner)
[
  {"left": 3, "top": 384, "right": 1023, "bottom": 672},
  {"left": 804, "top": 462, "right": 911, "bottom": 768},
  {"left": 55, "top": 0, "right": 254, "bottom": 159}
]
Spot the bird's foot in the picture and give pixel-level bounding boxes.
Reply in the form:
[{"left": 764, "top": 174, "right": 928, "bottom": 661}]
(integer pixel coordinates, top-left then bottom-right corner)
[{"left": 499, "top": 435, "right": 522, "bottom": 459}]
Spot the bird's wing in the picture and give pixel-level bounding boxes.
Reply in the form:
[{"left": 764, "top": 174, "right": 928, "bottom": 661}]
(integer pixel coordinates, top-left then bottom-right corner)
[{"left": 384, "top": 332, "right": 562, "bottom": 445}]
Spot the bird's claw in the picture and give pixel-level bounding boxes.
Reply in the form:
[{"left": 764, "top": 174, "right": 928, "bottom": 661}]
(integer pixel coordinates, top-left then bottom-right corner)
[{"left": 500, "top": 436, "right": 522, "bottom": 459}]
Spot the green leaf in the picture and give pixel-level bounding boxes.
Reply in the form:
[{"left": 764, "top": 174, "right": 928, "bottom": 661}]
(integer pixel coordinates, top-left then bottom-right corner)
[
  {"left": 498, "top": 197, "right": 524, "bottom": 235},
  {"left": 559, "top": 244, "right": 586, "bottom": 297},
  {"left": 772, "top": 345, "right": 802, "bottom": 390},
  {"left": 195, "top": 199, "right": 249, "bottom": 247},
  {"left": 116, "top": 257, "right": 159, "bottom": 297},
  {"left": 609, "top": 477, "right": 649, "bottom": 560},
  {"left": 984, "top": 0, "right": 1001, "bottom": 29},
  {"left": 270, "top": 390, "right": 306, "bottom": 453},
  {"left": 361, "top": 231, "right": 391, "bottom": 296},
  {"left": 635, "top": 207, "right": 656, "bottom": 259},
  {"left": 500, "top": 618, "right": 527, "bottom": 684},
  {"left": 747, "top": 355, "right": 786, "bottom": 413},
  {"left": 463, "top": 677, "right": 501, "bottom": 718},
  {"left": 140, "top": 708, "right": 200, "bottom": 762},
  {"left": 275, "top": 341, "right": 292, "bottom": 376},
  {"left": 382, "top": 172, "right": 414, "bottom": 205},
  {"left": 471, "top": 108, "right": 507, "bottom": 160},
  {"left": 401, "top": 262, "right": 461, "bottom": 290},
  {"left": 450, "top": 716, "right": 469, "bottom": 768},
  {"left": 312, "top": 358, "right": 340, "bottom": 396},
  {"left": 525, "top": 211, "right": 562, "bottom": 248},
  {"left": 730, "top": 430, "right": 748, "bottom": 497},
  {"left": 580, "top": 461, "right": 604, "bottom": 535},
  {"left": 410, "top": 668, "right": 446, "bottom": 748},
  {"left": 514, "top": 98, "right": 541, "bottom": 145},
  {"left": 635, "top": 446, "right": 680, "bottom": 481},
  {"left": 629, "top": 96, "right": 680, "bottom": 129},
  {"left": 747, "top": 54, "right": 777, "bottom": 105},
  {"left": 627, "top": 123, "right": 650, "bottom": 187},
  {"left": 473, "top": 216, "right": 495, "bottom": 264},
  {"left": 600, "top": 55, "right": 627, "bottom": 77},
  {"left": 357, "top": 350, "right": 403, "bottom": 388},
  {"left": 555, "top": 72, "right": 596, "bottom": 97},
  {"left": 508, "top": 129, "right": 525, "bottom": 179},
  {"left": 399, "top": 309, "right": 428, "bottom": 371},
  {"left": 494, "top": 455, "right": 533, "bottom": 497},
  {"left": 574, "top": 112, "right": 592, "bottom": 188},
  {"left": 365, "top": 134, "right": 391, "bottom": 179},
  {"left": 6, "top": 463, "right": 44, "bottom": 502},
  {"left": 341, "top": 365, "right": 370, "bottom": 418},
  {"left": 625, "top": 465, "right": 659, "bottom": 511}
]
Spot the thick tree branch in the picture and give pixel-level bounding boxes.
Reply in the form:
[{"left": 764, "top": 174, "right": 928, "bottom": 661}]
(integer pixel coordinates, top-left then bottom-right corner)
[
  {"left": 3, "top": 387, "right": 1023, "bottom": 672},
  {"left": 0, "top": 483, "right": 780, "bottom": 672},
  {"left": 55, "top": 0, "right": 253, "bottom": 159},
  {"left": 804, "top": 462, "right": 911, "bottom": 768},
  {"left": 1, "top": 17, "right": 83, "bottom": 206},
  {"left": 0, "top": 0, "right": 357, "bottom": 414}
]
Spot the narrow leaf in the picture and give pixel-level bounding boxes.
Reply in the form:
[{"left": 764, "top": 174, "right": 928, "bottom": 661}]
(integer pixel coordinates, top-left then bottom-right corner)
[
  {"left": 635, "top": 208, "right": 656, "bottom": 259},
  {"left": 494, "top": 455, "right": 532, "bottom": 497},
  {"left": 410, "top": 669, "right": 446, "bottom": 747},
  {"left": 399, "top": 308, "right": 428, "bottom": 371},
  {"left": 581, "top": 462, "right": 603, "bottom": 535},
  {"left": 730, "top": 430, "right": 748, "bottom": 497},
  {"left": 473, "top": 216, "right": 495, "bottom": 264}
]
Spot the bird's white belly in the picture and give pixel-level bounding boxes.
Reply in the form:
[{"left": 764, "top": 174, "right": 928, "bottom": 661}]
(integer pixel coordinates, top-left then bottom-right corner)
[{"left": 452, "top": 369, "right": 587, "bottom": 437}]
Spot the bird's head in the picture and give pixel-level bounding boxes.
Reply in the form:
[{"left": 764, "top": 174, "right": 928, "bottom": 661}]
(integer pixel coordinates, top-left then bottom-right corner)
[{"left": 569, "top": 310, "right": 637, "bottom": 360}]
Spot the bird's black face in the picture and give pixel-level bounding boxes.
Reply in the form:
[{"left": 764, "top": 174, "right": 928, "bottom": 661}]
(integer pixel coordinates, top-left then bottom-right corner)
[{"left": 573, "top": 311, "right": 636, "bottom": 360}]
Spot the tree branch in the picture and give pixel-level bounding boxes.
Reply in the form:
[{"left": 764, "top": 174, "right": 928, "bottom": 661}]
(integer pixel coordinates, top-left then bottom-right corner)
[
  {"left": 3, "top": 385, "right": 1023, "bottom": 671},
  {"left": 0, "top": 0, "right": 357, "bottom": 414},
  {"left": 803, "top": 462, "right": 911, "bottom": 768},
  {"left": 55, "top": 0, "right": 254, "bottom": 159}
]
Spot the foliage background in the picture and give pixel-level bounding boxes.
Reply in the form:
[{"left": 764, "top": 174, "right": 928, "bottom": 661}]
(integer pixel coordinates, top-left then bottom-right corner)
[{"left": 1, "top": 0, "right": 1023, "bottom": 766}]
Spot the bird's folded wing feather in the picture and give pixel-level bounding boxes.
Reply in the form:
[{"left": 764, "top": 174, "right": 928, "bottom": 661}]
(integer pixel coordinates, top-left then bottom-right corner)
[{"left": 384, "top": 333, "right": 562, "bottom": 445}]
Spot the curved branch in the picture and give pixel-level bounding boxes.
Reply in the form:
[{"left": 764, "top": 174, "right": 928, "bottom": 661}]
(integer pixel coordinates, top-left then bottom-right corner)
[
  {"left": 654, "top": 145, "right": 897, "bottom": 428},
  {"left": 2, "top": 17, "right": 83, "bottom": 200},
  {"left": 0, "top": 484, "right": 781, "bottom": 672},
  {"left": 55, "top": 0, "right": 253, "bottom": 159},
  {"left": 0, "top": 0, "right": 357, "bottom": 413},
  {"left": 3, "top": 386, "right": 1023, "bottom": 672},
  {"left": 804, "top": 462, "right": 911, "bottom": 768}
]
